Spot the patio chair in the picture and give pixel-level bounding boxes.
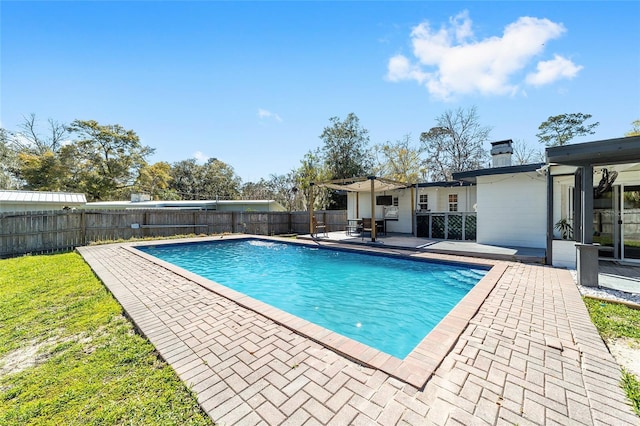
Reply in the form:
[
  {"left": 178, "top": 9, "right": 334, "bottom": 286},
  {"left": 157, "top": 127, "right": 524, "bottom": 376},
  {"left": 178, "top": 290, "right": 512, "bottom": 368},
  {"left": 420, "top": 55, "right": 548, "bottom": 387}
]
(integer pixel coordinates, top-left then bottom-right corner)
[
  {"left": 312, "top": 217, "right": 327, "bottom": 238},
  {"left": 361, "top": 218, "right": 372, "bottom": 240}
]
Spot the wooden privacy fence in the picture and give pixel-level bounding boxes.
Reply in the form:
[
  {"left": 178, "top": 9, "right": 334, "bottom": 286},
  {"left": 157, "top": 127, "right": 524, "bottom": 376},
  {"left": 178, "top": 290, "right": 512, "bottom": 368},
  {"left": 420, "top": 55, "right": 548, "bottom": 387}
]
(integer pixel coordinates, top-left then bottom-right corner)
[{"left": 0, "top": 209, "right": 347, "bottom": 258}]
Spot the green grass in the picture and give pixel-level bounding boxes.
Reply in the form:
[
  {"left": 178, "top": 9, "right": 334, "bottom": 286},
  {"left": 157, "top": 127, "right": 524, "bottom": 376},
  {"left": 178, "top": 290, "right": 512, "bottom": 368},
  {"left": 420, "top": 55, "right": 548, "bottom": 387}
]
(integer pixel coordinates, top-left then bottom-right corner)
[
  {"left": 583, "top": 298, "right": 640, "bottom": 340},
  {"left": 0, "top": 252, "right": 213, "bottom": 426},
  {"left": 584, "top": 297, "right": 640, "bottom": 416}
]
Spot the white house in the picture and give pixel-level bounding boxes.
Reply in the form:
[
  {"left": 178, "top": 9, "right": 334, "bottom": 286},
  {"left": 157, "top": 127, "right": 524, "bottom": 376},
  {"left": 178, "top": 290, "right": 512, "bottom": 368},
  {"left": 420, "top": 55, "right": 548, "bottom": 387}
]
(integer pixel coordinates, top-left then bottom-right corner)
[
  {"left": 453, "top": 163, "right": 547, "bottom": 248},
  {"left": 546, "top": 136, "right": 640, "bottom": 271}
]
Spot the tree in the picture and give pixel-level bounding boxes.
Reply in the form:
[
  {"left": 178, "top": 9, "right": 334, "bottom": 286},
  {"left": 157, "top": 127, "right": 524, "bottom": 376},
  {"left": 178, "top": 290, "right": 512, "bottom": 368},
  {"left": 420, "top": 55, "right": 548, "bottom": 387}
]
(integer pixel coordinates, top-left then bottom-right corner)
[
  {"left": 373, "top": 134, "right": 426, "bottom": 183},
  {"left": 420, "top": 106, "right": 490, "bottom": 181},
  {"left": 3, "top": 114, "right": 70, "bottom": 190},
  {"left": 170, "top": 159, "right": 204, "bottom": 199},
  {"left": 66, "top": 120, "right": 154, "bottom": 201},
  {"left": 320, "top": 113, "right": 373, "bottom": 179},
  {"left": 536, "top": 113, "right": 600, "bottom": 147},
  {"left": 319, "top": 113, "right": 373, "bottom": 208},
  {"left": 296, "top": 150, "right": 332, "bottom": 211},
  {"left": 512, "top": 139, "right": 544, "bottom": 165},
  {"left": 268, "top": 172, "right": 301, "bottom": 212},
  {"left": 0, "top": 129, "right": 20, "bottom": 189},
  {"left": 169, "top": 158, "right": 241, "bottom": 200},
  {"left": 12, "top": 113, "right": 68, "bottom": 155},
  {"left": 135, "top": 162, "right": 177, "bottom": 200},
  {"left": 625, "top": 119, "right": 640, "bottom": 137},
  {"left": 16, "top": 151, "right": 69, "bottom": 191},
  {"left": 200, "top": 158, "right": 241, "bottom": 200},
  {"left": 241, "top": 179, "right": 274, "bottom": 200}
]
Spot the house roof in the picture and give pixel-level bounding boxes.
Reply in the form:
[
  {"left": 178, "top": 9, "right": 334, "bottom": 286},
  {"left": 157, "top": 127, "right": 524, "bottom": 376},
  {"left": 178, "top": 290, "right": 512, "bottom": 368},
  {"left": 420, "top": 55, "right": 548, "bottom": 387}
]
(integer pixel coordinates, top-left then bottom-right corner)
[
  {"left": 0, "top": 190, "right": 87, "bottom": 205},
  {"left": 452, "top": 163, "right": 546, "bottom": 183},
  {"left": 82, "top": 199, "right": 284, "bottom": 210},
  {"left": 417, "top": 181, "right": 474, "bottom": 188},
  {"left": 546, "top": 135, "right": 640, "bottom": 166},
  {"left": 316, "top": 176, "right": 410, "bottom": 193}
]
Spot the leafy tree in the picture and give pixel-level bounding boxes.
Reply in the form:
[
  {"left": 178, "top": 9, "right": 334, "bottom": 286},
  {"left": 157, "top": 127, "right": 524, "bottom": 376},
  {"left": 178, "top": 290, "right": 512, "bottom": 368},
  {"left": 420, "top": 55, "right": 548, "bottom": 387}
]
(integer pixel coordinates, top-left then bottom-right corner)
[
  {"left": 241, "top": 179, "right": 274, "bottom": 200},
  {"left": 420, "top": 106, "right": 490, "bottom": 181},
  {"left": 169, "top": 158, "right": 241, "bottom": 200},
  {"left": 170, "top": 159, "right": 204, "bottom": 199},
  {"left": 320, "top": 113, "right": 373, "bottom": 179},
  {"left": 0, "top": 129, "right": 20, "bottom": 189},
  {"left": 200, "top": 158, "right": 241, "bottom": 200},
  {"left": 373, "top": 134, "right": 426, "bottom": 183},
  {"left": 135, "top": 162, "right": 177, "bottom": 200},
  {"left": 66, "top": 120, "right": 154, "bottom": 201},
  {"left": 625, "top": 120, "right": 640, "bottom": 137},
  {"left": 536, "top": 113, "right": 600, "bottom": 147},
  {"left": 296, "top": 150, "right": 332, "bottom": 211},
  {"left": 319, "top": 113, "right": 373, "bottom": 208},
  {"left": 268, "top": 172, "right": 302, "bottom": 212},
  {"left": 3, "top": 115, "right": 70, "bottom": 190},
  {"left": 16, "top": 151, "right": 69, "bottom": 191}
]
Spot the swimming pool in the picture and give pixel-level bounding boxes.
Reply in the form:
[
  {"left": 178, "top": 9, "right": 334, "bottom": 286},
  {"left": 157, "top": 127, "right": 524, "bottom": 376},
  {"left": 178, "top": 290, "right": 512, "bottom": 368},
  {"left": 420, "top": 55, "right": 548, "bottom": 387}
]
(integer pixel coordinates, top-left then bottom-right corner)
[{"left": 138, "top": 238, "right": 488, "bottom": 359}]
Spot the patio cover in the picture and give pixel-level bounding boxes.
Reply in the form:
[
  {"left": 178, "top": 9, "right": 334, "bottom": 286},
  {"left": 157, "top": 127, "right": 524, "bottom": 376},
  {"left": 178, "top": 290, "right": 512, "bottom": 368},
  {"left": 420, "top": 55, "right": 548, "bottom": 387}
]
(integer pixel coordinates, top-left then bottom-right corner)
[
  {"left": 312, "top": 176, "right": 411, "bottom": 242},
  {"left": 316, "top": 176, "right": 410, "bottom": 193}
]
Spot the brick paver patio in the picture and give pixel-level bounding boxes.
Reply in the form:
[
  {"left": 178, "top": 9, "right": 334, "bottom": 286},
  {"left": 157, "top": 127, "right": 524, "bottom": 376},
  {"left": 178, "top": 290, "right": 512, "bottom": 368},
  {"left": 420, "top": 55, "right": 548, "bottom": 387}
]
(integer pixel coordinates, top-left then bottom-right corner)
[{"left": 77, "top": 236, "right": 637, "bottom": 425}]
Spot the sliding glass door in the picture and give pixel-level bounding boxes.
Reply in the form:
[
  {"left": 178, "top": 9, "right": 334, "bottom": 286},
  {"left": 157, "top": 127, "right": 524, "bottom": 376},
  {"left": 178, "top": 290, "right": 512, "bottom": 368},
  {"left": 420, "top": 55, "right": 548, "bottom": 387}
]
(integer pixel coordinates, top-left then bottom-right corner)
[
  {"left": 593, "top": 186, "right": 618, "bottom": 258},
  {"left": 622, "top": 185, "right": 640, "bottom": 260}
]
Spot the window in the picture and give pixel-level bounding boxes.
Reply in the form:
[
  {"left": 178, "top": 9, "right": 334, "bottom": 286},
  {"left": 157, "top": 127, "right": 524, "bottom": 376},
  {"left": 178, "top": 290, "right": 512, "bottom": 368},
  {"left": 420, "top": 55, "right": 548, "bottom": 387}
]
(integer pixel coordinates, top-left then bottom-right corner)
[
  {"left": 418, "top": 194, "right": 428, "bottom": 211},
  {"left": 393, "top": 196, "right": 399, "bottom": 207},
  {"left": 449, "top": 194, "right": 458, "bottom": 212}
]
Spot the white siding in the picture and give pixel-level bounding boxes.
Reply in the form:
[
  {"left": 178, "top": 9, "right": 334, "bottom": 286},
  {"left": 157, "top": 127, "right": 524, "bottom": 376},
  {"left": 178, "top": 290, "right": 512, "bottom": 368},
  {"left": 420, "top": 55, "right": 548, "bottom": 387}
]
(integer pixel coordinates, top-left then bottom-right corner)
[
  {"left": 415, "top": 187, "right": 476, "bottom": 213},
  {"left": 347, "top": 189, "right": 414, "bottom": 233},
  {"left": 385, "top": 189, "right": 413, "bottom": 233},
  {"left": 476, "top": 172, "right": 547, "bottom": 248}
]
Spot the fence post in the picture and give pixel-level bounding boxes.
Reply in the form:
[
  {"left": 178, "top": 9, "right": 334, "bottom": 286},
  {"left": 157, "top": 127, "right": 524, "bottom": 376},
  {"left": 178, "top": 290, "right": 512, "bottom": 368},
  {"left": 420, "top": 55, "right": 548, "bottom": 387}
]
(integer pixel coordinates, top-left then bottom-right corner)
[{"left": 80, "top": 211, "right": 86, "bottom": 246}]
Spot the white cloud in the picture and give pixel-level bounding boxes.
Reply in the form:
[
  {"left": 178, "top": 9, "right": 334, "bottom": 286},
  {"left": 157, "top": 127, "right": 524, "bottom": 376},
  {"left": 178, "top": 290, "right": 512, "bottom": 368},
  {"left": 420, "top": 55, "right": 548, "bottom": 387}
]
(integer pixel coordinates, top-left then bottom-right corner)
[
  {"left": 526, "top": 54, "right": 583, "bottom": 86},
  {"left": 258, "top": 108, "right": 282, "bottom": 122},
  {"left": 193, "top": 151, "right": 209, "bottom": 163},
  {"left": 387, "top": 11, "right": 582, "bottom": 100}
]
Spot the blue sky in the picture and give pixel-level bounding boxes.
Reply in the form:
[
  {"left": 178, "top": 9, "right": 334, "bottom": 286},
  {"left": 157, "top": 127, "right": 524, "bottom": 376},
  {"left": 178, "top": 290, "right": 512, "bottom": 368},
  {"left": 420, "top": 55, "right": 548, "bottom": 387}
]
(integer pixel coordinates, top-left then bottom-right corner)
[{"left": 2, "top": 1, "right": 639, "bottom": 183}]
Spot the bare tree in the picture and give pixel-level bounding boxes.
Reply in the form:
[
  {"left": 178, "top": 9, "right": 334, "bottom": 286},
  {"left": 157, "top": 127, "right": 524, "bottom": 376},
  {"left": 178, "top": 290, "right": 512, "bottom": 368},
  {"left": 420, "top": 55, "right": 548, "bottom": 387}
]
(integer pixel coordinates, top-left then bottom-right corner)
[
  {"left": 512, "top": 139, "right": 544, "bottom": 165},
  {"left": 12, "top": 113, "right": 68, "bottom": 154},
  {"left": 420, "top": 106, "right": 491, "bottom": 181}
]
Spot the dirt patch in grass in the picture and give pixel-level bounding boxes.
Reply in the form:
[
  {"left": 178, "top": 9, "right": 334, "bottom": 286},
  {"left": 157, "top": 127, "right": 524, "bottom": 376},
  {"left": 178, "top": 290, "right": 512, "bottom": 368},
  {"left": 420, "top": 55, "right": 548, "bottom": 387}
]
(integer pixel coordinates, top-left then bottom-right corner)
[
  {"left": 607, "top": 337, "right": 640, "bottom": 378},
  {"left": 0, "top": 337, "right": 58, "bottom": 376}
]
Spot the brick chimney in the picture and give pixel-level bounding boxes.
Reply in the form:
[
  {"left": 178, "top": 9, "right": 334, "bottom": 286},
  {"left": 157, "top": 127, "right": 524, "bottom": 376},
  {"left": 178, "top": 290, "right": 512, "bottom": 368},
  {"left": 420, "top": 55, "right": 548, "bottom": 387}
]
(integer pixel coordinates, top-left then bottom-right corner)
[{"left": 490, "top": 139, "right": 513, "bottom": 167}]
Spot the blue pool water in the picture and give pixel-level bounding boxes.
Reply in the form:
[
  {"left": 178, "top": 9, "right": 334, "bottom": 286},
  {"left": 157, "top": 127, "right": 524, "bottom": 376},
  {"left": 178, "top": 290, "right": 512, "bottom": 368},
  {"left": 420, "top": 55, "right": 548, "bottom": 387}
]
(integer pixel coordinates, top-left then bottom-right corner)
[{"left": 138, "top": 239, "right": 488, "bottom": 359}]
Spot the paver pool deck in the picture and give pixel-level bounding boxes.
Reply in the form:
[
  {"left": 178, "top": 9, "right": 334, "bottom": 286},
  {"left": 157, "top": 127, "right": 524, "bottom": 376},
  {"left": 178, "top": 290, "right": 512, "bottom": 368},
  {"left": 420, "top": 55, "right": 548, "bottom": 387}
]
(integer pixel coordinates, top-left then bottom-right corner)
[{"left": 77, "top": 235, "right": 638, "bottom": 425}]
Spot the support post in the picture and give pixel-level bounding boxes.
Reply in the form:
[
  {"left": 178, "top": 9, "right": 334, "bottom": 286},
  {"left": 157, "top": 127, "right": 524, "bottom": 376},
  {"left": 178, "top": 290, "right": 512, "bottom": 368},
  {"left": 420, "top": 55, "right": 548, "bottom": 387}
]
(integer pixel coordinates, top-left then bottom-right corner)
[
  {"left": 581, "top": 165, "right": 593, "bottom": 244},
  {"left": 369, "top": 176, "right": 376, "bottom": 242},
  {"left": 577, "top": 165, "right": 598, "bottom": 287},
  {"left": 309, "top": 183, "right": 315, "bottom": 236},
  {"left": 546, "top": 171, "right": 553, "bottom": 265}
]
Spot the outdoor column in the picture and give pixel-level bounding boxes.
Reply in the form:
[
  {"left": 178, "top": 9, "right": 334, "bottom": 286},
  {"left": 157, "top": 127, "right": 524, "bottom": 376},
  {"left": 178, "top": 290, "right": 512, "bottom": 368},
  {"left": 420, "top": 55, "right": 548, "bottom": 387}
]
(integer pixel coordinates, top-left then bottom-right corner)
[
  {"left": 369, "top": 176, "right": 376, "bottom": 242},
  {"left": 581, "top": 165, "right": 593, "bottom": 244},
  {"left": 546, "top": 170, "right": 553, "bottom": 265},
  {"left": 577, "top": 165, "right": 599, "bottom": 287},
  {"left": 309, "top": 183, "right": 315, "bottom": 236}
]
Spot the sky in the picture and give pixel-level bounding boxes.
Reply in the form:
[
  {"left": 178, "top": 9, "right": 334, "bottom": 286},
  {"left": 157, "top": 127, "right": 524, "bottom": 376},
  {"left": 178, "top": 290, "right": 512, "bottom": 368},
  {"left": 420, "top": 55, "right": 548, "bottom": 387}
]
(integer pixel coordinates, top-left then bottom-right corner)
[{"left": 2, "top": 1, "right": 639, "bottom": 183}]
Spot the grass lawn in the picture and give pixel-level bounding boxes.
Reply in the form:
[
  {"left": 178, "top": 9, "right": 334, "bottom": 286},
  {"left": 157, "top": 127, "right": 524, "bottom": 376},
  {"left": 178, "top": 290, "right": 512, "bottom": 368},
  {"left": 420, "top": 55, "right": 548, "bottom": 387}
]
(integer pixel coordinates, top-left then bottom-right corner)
[
  {"left": 0, "top": 252, "right": 213, "bottom": 426},
  {"left": 584, "top": 297, "right": 640, "bottom": 416}
]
